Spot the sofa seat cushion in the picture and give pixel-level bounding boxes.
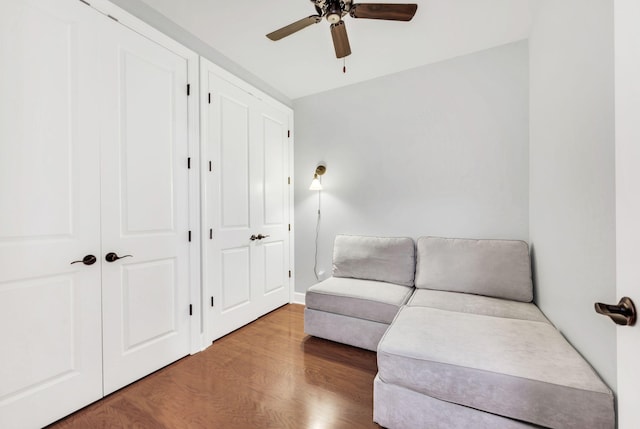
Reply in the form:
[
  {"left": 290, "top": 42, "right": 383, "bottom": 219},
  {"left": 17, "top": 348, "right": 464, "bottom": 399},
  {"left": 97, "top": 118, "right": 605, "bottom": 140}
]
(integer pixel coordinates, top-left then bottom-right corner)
[
  {"left": 415, "top": 237, "right": 533, "bottom": 302},
  {"left": 377, "top": 306, "right": 614, "bottom": 429},
  {"left": 305, "top": 277, "right": 414, "bottom": 324},
  {"left": 407, "top": 289, "right": 549, "bottom": 323}
]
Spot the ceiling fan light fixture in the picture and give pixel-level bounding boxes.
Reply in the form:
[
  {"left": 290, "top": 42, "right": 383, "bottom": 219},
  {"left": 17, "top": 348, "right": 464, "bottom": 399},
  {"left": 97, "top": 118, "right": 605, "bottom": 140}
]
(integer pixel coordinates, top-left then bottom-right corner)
[
  {"left": 326, "top": 0, "right": 342, "bottom": 24},
  {"left": 326, "top": 13, "right": 341, "bottom": 24}
]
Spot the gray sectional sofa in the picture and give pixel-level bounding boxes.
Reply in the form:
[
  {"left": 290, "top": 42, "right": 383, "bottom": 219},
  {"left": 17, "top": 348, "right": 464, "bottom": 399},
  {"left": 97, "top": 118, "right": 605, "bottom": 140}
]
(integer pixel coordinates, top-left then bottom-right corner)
[{"left": 304, "top": 235, "right": 615, "bottom": 429}]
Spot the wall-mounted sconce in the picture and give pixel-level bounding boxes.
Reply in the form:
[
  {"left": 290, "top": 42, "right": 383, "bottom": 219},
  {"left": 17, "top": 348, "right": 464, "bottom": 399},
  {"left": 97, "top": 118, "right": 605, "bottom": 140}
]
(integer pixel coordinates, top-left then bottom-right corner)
[
  {"left": 309, "top": 163, "right": 326, "bottom": 190},
  {"left": 310, "top": 163, "right": 326, "bottom": 281}
]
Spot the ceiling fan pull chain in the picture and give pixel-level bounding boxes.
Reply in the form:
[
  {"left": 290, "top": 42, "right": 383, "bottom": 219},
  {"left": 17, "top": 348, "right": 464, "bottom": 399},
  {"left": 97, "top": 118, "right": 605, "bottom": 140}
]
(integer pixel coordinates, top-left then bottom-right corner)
[{"left": 343, "top": 58, "right": 346, "bottom": 74}]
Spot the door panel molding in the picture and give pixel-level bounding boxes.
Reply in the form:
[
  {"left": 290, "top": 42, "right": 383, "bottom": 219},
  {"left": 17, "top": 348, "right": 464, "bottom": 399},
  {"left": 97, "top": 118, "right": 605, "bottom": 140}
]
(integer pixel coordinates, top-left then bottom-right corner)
[{"left": 221, "top": 247, "right": 252, "bottom": 311}]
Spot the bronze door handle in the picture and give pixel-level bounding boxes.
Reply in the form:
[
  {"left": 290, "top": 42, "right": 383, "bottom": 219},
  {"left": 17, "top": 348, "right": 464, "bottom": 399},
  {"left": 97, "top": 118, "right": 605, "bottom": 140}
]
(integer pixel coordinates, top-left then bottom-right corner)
[
  {"left": 70, "top": 255, "right": 97, "bottom": 266},
  {"left": 250, "top": 234, "right": 270, "bottom": 241},
  {"left": 105, "top": 252, "right": 133, "bottom": 263},
  {"left": 594, "top": 297, "right": 636, "bottom": 326}
]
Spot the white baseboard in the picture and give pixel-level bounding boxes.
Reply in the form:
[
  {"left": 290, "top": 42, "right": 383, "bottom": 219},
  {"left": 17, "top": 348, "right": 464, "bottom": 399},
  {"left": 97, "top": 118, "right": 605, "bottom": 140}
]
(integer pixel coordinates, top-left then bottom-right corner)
[{"left": 291, "top": 292, "right": 306, "bottom": 305}]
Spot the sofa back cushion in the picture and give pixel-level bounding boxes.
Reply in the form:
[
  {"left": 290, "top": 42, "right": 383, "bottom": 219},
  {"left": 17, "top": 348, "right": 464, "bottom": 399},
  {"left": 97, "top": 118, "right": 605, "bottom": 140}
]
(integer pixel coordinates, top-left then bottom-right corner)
[
  {"left": 332, "top": 235, "right": 415, "bottom": 286},
  {"left": 414, "top": 237, "right": 533, "bottom": 302}
]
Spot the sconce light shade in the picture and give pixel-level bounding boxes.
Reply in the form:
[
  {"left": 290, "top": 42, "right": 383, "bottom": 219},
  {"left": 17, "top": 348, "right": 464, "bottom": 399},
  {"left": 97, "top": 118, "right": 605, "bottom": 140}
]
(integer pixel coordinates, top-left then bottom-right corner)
[
  {"left": 309, "top": 163, "right": 326, "bottom": 191},
  {"left": 309, "top": 174, "right": 323, "bottom": 190}
]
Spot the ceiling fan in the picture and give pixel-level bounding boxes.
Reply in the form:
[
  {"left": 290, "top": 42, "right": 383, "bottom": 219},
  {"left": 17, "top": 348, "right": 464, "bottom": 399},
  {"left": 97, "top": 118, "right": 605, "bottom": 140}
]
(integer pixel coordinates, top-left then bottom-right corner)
[{"left": 266, "top": 1, "right": 418, "bottom": 59}]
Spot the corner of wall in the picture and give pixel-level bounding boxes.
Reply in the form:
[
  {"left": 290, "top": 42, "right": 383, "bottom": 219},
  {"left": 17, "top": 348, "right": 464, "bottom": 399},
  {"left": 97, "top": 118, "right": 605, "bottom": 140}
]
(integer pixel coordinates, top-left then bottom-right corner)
[{"left": 528, "top": 0, "right": 616, "bottom": 391}]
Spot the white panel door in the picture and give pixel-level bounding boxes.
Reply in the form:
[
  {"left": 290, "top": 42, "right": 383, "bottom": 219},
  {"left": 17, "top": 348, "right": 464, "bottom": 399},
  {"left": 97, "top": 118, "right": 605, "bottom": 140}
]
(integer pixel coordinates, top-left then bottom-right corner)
[
  {"left": 0, "top": 1, "right": 103, "bottom": 427},
  {"left": 206, "top": 73, "right": 257, "bottom": 340},
  {"left": 615, "top": 1, "right": 640, "bottom": 427},
  {"left": 99, "top": 19, "right": 191, "bottom": 394},
  {"left": 251, "top": 100, "right": 291, "bottom": 316},
  {"left": 204, "top": 71, "right": 291, "bottom": 342}
]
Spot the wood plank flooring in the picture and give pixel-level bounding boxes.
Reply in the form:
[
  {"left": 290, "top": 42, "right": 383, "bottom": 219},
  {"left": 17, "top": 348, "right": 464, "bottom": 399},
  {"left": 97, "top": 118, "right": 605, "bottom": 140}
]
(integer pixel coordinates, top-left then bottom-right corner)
[{"left": 48, "top": 304, "right": 381, "bottom": 429}]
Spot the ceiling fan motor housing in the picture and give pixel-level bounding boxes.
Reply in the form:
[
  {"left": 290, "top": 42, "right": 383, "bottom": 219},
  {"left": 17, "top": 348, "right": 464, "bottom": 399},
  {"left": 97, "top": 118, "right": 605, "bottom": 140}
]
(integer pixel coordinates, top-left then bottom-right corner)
[{"left": 310, "top": 0, "right": 352, "bottom": 23}]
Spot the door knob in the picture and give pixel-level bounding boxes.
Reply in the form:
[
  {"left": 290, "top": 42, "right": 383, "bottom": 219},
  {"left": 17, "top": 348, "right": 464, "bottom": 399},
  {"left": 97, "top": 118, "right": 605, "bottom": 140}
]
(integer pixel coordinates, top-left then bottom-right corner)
[
  {"left": 105, "top": 252, "right": 133, "bottom": 263},
  {"left": 594, "top": 297, "right": 636, "bottom": 326},
  {"left": 70, "top": 255, "right": 97, "bottom": 266},
  {"left": 250, "top": 234, "right": 271, "bottom": 241}
]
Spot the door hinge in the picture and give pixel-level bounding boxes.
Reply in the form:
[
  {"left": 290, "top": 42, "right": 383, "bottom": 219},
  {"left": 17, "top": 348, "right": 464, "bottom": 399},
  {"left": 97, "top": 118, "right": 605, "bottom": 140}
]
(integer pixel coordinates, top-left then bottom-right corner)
[
  {"left": 188, "top": 231, "right": 192, "bottom": 242},
  {"left": 188, "top": 157, "right": 191, "bottom": 169},
  {"left": 209, "top": 228, "right": 213, "bottom": 240},
  {"left": 209, "top": 161, "right": 212, "bottom": 172},
  {"left": 211, "top": 297, "right": 215, "bottom": 307},
  {"left": 79, "top": 0, "right": 90, "bottom": 6},
  {"left": 189, "top": 304, "right": 193, "bottom": 316},
  {"left": 187, "top": 84, "right": 191, "bottom": 96},
  {"left": 107, "top": 14, "right": 118, "bottom": 22},
  {"left": 208, "top": 93, "right": 211, "bottom": 104},
  {"left": 287, "top": 130, "right": 291, "bottom": 138},
  {"left": 289, "top": 270, "right": 292, "bottom": 278},
  {"left": 288, "top": 224, "right": 291, "bottom": 231},
  {"left": 288, "top": 176, "right": 291, "bottom": 185}
]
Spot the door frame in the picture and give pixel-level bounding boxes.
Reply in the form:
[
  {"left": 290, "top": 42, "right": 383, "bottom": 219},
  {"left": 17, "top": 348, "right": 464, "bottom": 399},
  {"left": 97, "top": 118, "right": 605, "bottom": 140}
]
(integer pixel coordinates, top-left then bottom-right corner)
[
  {"left": 614, "top": 0, "right": 640, "bottom": 427},
  {"left": 199, "top": 58, "right": 295, "bottom": 349},
  {"left": 84, "top": 0, "right": 202, "bottom": 354}
]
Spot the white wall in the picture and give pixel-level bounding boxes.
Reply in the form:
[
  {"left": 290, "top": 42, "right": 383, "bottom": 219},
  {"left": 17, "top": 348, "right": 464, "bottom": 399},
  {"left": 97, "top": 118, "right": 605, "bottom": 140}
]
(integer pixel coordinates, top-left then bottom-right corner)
[
  {"left": 293, "top": 41, "right": 529, "bottom": 293},
  {"left": 529, "top": 0, "right": 616, "bottom": 390}
]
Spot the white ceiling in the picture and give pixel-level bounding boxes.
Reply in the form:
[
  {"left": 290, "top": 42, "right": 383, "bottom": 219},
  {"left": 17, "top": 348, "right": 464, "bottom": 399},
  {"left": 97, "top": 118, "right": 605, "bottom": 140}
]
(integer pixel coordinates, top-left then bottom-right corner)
[{"left": 139, "top": 0, "right": 534, "bottom": 100}]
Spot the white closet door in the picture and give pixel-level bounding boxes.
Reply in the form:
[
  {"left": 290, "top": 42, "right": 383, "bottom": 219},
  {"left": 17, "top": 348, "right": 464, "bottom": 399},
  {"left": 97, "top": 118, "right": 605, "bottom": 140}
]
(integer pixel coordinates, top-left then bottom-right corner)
[
  {"left": 0, "top": 1, "right": 103, "bottom": 427},
  {"left": 251, "top": 100, "right": 291, "bottom": 316},
  {"left": 206, "top": 73, "right": 258, "bottom": 339},
  {"left": 204, "top": 70, "right": 291, "bottom": 342},
  {"left": 99, "top": 19, "right": 191, "bottom": 394}
]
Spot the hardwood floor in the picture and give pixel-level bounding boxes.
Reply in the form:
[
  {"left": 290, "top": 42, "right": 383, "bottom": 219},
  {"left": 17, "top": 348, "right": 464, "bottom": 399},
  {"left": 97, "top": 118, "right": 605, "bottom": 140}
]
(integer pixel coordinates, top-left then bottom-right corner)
[{"left": 48, "top": 305, "right": 381, "bottom": 429}]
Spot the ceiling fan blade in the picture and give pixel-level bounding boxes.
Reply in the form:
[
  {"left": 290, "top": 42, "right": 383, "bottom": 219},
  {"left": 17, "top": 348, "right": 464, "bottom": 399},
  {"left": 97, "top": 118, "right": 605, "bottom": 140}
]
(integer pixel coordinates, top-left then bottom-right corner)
[
  {"left": 266, "top": 15, "right": 322, "bottom": 41},
  {"left": 350, "top": 3, "right": 418, "bottom": 21},
  {"left": 330, "top": 21, "right": 352, "bottom": 59}
]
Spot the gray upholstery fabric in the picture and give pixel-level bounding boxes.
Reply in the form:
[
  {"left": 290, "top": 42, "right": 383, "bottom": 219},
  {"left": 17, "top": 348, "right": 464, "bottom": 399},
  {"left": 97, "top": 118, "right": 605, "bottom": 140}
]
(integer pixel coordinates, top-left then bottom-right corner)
[
  {"left": 305, "top": 277, "right": 413, "bottom": 324},
  {"left": 374, "top": 375, "right": 540, "bottom": 429},
  {"left": 332, "top": 234, "right": 415, "bottom": 286},
  {"left": 415, "top": 236, "right": 533, "bottom": 302},
  {"left": 407, "top": 289, "right": 549, "bottom": 323},
  {"left": 377, "top": 306, "right": 615, "bottom": 429},
  {"left": 304, "top": 308, "right": 389, "bottom": 351}
]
